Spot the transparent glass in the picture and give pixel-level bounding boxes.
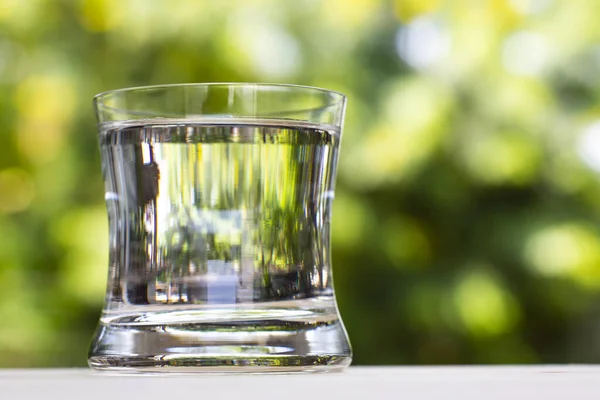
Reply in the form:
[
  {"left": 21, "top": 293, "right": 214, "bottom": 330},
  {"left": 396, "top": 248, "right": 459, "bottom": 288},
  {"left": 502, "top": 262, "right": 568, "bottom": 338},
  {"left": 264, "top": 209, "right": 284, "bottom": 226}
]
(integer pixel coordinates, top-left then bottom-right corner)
[{"left": 89, "top": 83, "right": 352, "bottom": 372}]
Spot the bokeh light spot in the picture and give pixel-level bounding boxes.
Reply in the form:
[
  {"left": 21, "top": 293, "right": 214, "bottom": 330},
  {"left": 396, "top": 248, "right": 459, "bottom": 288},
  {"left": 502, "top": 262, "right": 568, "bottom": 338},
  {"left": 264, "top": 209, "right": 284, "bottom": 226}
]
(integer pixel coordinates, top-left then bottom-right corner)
[
  {"left": 453, "top": 269, "right": 521, "bottom": 338},
  {"left": 15, "top": 75, "right": 76, "bottom": 123},
  {"left": 509, "top": 0, "right": 552, "bottom": 15},
  {"left": 14, "top": 75, "right": 76, "bottom": 163},
  {"left": 578, "top": 121, "right": 600, "bottom": 173},
  {"left": 0, "top": 0, "right": 18, "bottom": 20},
  {"left": 462, "top": 131, "right": 541, "bottom": 185},
  {"left": 525, "top": 223, "right": 600, "bottom": 287},
  {"left": 503, "top": 31, "right": 551, "bottom": 76},
  {"left": 52, "top": 207, "right": 109, "bottom": 302},
  {"left": 0, "top": 0, "right": 43, "bottom": 28},
  {"left": 395, "top": 16, "right": 450, "bottom": 70},
  {"left": 228, "top": 11, "right": 301, "bottom": 79},
  {"left": 16, "top": 120, "right": 66, "bottom": 164},
  {"left": 343, "top": 77, "right": 451, "bottom": 188},
  {"left": 0, "top": 168, "right": 35, "bottom": 214},
  {"left": 79, "top": 0, "right": 123, "bottom": 32},
  {"left": 485, "top": 76, "right": 554, "bottom": 128},
  {"left": 323, "top": 0, "right": 382, "bottom": 29}
]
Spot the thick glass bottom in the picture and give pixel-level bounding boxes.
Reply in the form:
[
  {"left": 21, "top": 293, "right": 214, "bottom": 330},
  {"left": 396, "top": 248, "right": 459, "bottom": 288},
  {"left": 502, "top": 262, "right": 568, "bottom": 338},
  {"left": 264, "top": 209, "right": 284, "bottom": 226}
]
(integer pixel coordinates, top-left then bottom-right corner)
[{"left": 88, "top": 302, "right": 351, "bottom": 373}]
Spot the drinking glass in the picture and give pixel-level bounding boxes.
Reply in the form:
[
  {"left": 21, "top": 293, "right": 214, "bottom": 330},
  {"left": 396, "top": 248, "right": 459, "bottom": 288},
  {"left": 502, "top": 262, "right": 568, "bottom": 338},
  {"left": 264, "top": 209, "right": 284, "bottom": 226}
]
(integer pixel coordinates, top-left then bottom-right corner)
[{"left": 89, "top": 83, "right": 352, "bottom": 372}]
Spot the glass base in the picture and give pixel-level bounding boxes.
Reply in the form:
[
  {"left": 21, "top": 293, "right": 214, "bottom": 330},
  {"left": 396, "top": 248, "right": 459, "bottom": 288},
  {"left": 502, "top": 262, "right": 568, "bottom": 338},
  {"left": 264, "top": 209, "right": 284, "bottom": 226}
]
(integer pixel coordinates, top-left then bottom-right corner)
[{"left": 88, "top": 304, "right": 352, "bottom": 373}]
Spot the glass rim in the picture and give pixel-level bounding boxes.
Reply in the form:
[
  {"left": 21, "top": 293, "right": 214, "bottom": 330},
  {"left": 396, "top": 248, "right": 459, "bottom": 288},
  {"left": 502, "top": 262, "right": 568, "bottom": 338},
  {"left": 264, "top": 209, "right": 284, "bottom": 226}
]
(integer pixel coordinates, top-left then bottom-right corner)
[{"left": 93, "top": 82, "right": 347, "bottom": 103}]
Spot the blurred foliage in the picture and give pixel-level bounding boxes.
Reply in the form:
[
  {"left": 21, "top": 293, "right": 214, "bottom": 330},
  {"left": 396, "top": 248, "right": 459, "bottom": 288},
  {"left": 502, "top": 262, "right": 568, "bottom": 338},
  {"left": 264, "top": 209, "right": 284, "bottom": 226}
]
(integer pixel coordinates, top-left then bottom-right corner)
[{"left": 2, "top": 0, "right": 600, "bottom": 366}]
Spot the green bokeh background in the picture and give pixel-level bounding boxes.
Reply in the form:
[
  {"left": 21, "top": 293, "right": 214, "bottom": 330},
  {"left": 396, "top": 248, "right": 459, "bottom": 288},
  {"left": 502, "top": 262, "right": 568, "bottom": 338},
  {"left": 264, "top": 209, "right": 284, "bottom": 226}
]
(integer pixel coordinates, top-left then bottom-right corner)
[{"left": 2, "top": 0, "right": 600, "bottom": 367}]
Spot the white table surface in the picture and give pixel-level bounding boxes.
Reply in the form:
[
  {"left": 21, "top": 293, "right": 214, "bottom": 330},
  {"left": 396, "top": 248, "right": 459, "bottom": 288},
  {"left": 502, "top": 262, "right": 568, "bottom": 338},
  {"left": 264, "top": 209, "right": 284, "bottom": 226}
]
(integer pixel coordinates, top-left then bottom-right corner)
[{"left": 1, "top": 366, "right": 599, "bottom": 399}]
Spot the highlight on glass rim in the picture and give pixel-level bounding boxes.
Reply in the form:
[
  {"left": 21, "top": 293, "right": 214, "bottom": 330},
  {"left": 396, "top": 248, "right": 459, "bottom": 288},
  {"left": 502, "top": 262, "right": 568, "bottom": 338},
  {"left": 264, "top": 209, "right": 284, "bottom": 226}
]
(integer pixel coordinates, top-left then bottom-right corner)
[{"left": 2, "top": 0, "right": 600, "bottom": 370}]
